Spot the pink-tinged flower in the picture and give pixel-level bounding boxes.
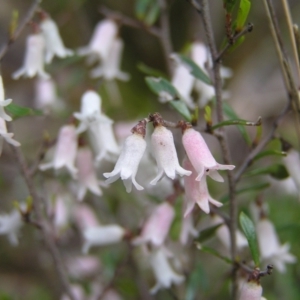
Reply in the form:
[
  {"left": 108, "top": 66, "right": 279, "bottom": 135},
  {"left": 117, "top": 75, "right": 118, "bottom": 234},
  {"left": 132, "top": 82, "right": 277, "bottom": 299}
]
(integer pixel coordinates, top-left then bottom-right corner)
[
  {"left": 238, "top": 280, "right": 263, "bottom": 300},
  {"left": 61, "top": 284, "right": 85, "bottom": 300},
  {"left": 78, "top": 19, "right": 118, "bottom": 62},
  {"left": 103, "top": 122, "right": 147, "bottom": 192},
  {"left": 150, "top": 248, "right": 184, "bottom": 294},
  {"left": 12, "top": 33, "right": 50, "bottom": 80},
  {"left": 170, "top": 55, "right": 195, "bottom": 108},
  {"left": 150, "top": 125, "right": 191, "bottom": 185},
  {"left": 82, "top": 224, "right": 125, "bottom": 254},
  {"left": 39, "top": 125, "right": 78, "bottom": 178},
  {"left": 283, "top": 148, "right": 300, "bottom": 194},
  {"left": 0, "top": 118, "right": 21, "bottom": 156},
  {"left": 52, "top": 194, "right": 72, "bottom": 234},
  {"left": 179, "top": 214, "right": 198, "bottom": 245},
  {"left": 72, "top": 204, "right": 100, "bottom": 231},
  {"left": 34, "top": 78, "right": 64, "bottom": 113},
  {"left": 183, "top": 157, "right": 223, "bottom": 216},
  {"left": 40, "top": 16, "right": 73, "bottom": 63},
  {"left": 182, "top": 126, "right": 235, "bottom": 181},
  {"left": 0, "top": 209, "right": 23, "bottom": 246},
  {"left": 210, "top": 215, "right": 247, "bottom": 250},
  {"left": 66, "top": 255, "right": 100, "bottom": 279},
  {"left": 90, "top": 38, "right": 130, "bottom": 81},
  {"left": 132, "top": 202, "right": 174, "bottom": 247},
  {"left": 0, "top": 75, "right": 12, "bottom": 121},
  {"left": 256, "top": 218, "right": 296, "bottom": 273},
  {"left": 76, "top": 147, "right": 103, "bottom": 200}
]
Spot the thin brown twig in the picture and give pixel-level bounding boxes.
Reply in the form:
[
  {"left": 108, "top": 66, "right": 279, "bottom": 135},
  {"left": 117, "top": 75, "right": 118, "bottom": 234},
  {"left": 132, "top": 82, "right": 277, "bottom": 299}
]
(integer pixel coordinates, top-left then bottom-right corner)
[
  {"left": 0, "top": 0, "right": 41, "bottom": 61},
  {"left": 7, "top": 123, "right": 76, "bottom": 300}
]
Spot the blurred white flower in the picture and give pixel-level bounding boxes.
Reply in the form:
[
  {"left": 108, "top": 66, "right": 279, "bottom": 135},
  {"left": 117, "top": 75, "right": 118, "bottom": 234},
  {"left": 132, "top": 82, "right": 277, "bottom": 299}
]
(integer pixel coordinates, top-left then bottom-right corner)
[
  {"left": 90, "top": 38, "right": 129, "bottom": 81},
  {"left": 238, "top": 280, "right": 263, "bottom": 300},
  {"left": 0, "top": 209, "right": 23, "bottom": 246},
  {"left": 66, "top": 255, "right": 100, "bottom": 279},
  {"left": 179, "top": 214, "right": 198, "bottom": 245},
  {"left": 39, "top": 125, "right": 78, "bottom": 178},
  {"left": 76, "top": 147, "right": 103, "bottom": 200},
  {"left": 0, "top": 75, "right": 12, "bottom": 121},
  {"left": 0, "top": 118, "right": 21, "bottom": 156},
  {"left": 256, "top": 218, "right": 296, "bottom": 273},
  {"left": 283, "top": 148, "right": 300, "bottom": 195},
  {"left": 150, "top": 125, "right": 191, "bottom": 185},
  {"left": 72, "top": 204, "right": 100, "bottom": 231},
  {"left": 12, "top": 33, "right": 50, "bottom": 80},
  {"left": 40, "top": 15, "right": 73, "bottom": 63},
  {"left": 150, "top": 247, "right": 184, "bottom": 294},
  {"left": 132, "top": 202, "right": 174, "bottom": 247},
  {"left": 103, "top": 130, "right": 147, "bottom": 193},
  {"left": 78, "top": 19, "right": 118, "bottom": 62},
  {"left": 61, "top": 284, "right": 85, "bottom": 300},
  {"left": 82, "top": 224, "right": 125, "bottom": 254}
]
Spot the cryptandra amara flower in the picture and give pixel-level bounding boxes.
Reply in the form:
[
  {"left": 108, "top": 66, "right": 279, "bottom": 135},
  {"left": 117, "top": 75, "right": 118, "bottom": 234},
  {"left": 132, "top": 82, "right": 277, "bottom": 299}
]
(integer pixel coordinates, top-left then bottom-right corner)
[
  {"left": 150, "top": 114, "right": 191, "bottom": 185},
  {"left": 283, "top": 148, "right": 300, "bottom": 195},
  {"left": 82, "top": 224, "right": 125, "bottom": 254},
  {"left": 90, "top": 38, "right": 130, "bottom": 81},
  {"left": 150, "top": 247, "right": 184, "bottom": 294},
  {"left": 0, "top": 209, "right": 23, "bottom": 246},
  {"left": 132, "top": 202, "right": 174, "bottom": 247},
  {"left": 183, "top": 157, "right": 223, "bottom": 216},
  {"left": 39, "top": 12, "right": 73, "bottom": 63},
  {"left": 39, "top": 125, "right": 78, "bottom": 178},
  {"left": 78, "top": 19, "right": 118, "bottom": 62},
  {"left": 0, "top": 118, "right": 21, "bottom": 156},
  {"left": 238, "top": 280, "right": 263, "bottom": 300},
  {"left": 179, "top": 213, "right": 198, "bottom": 245},
  {"left": 181, "top": 122, "right": 235, "bottom": 181},
  {"left": 0, "top": 75, "right": 12, "bottom": 121},
  {"left": 103, "top": 119, "right": 147, "bottom": 192},
  {"left": 12, "top": 30, "right": 50, "bottom": 80},
  {"left": 256, "top": 217, "right": 296, "bottom": 273},
  {"left": 76, "top": 147, "right": 103, "bottom": 201}
]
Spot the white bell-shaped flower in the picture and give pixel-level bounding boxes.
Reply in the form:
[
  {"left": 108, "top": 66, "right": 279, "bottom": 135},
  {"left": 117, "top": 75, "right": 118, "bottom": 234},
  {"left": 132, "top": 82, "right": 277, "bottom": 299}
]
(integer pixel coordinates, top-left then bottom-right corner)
[
  {"left": 76, "top": 147, "right": 103, "bottom": 200},
  {"left": 283, "top": 148, "right": 300, "bottom": 194},
  {"left": 182, "top": 125, "right": 235, "bottom": 181},
  {"left": 39, "top": 125, "right": 78, "bottom": 178},
  {"left": 78, "top": 19, "right": 118, "bottom": 61},
  {"left": 0, "top": 75, "right": 12, "bottom": 121},
  {"left": 150, "top": 248, "right": 184, "bottom": 294},
  {"left": 0, "top": 209, "right": 23, "bottom": 246},
  {"left": 0, "top": 118, "right": 21, "bottom": 156},
  {"left": 90, "top": 38, "right": 130, "bottom": 81},
  {"left": 256, "top": 218, "right": 296, "bottom": 273},
  {"left": 103, "top": 122, "right": 147, "bottom": 192},
  {"left": 150, "top": 124, "right": 191, "bottom": 185},
  {"left": 238, "top": 280, "right": 263, "bottom": 300},
  {"left": 82, "top": 224, "right": 125, "bottom": 254},
  {"left": 40, "top": 16, "right": 73, "bottom": 63},
  {"left": 132, "top": 202, "right": 174, "bottom": 247},
  {"left": 12, "top": 32, "right": 50, "bottom": 80}
]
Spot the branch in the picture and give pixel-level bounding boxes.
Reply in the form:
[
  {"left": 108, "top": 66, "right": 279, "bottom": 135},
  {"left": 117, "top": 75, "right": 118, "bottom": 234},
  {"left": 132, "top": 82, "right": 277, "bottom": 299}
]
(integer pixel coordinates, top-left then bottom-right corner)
[
  {"left": 7, "top": 123, "right": 76, "bottom": 300},
  {"left": 0, "top": 0, "right": 42, "bottom": 61}
]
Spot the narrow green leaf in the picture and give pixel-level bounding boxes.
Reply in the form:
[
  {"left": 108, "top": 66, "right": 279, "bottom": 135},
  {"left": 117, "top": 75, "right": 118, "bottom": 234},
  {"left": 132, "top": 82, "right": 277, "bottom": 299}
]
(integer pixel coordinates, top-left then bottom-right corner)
[
  {"left": 236, "top": 0, "right": 251, "bottom": 32},
  {"left": 135, "top": 0, "right": 152, "bottom": 19},
  {"left": 137, "top": 62, "right": 167, "bottom": 78},
  {"left": 245, "top": 164, "right": 289, "bottom": 180},
  {"left": 195, "top": 243, "right": 233, "bottom": 264},
  {"left": 6, "top": 103, "right": 43, "bottom": 119},
  {"left": 145, "top": 77, "right": 192, "bottom": 121},
  {"left": 174, "top": 54, "right": 212, "bottom": 85},
  {"left": 144, "top": 1, "right": 160, "bottom": 25},
  {"left": 196, "top": 224, "right": 222, "bottom": 243},
  {"left": 253, "top": 150, "right": 287, "bottom": 162},
  {"left": 222, "top": 102, "right": 251, "bottom": 145},
  {"left": 239, "top": 212, "right": 260, "bottom": 266},
  {"left": 211, "top": 118, "right": 259, "bottom": 130}
]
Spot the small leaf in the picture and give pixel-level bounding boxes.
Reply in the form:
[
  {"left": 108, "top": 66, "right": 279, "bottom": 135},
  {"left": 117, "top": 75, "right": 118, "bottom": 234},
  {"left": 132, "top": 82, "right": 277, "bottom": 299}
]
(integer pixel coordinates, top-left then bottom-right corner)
[
  {"left": 204, "top": 105, "right": 212, "bottom": 124},
  {"left": 195, "top": 224, "right": 222, "bottom": 243},
  {"left": 195, "top": 243, "right": 233, "bottom": 264},
  {"left": 253, "top": 150, "right": 287, "bottom": 162},
  {"left": 9, "top": 10, "right": 19, "bottom": 38},
  {"left": 6, "top": 103, "right": 43, "bottom": 119},
  {"left": 245, "top": 164, "right": 289, "bottom": 180},
  {"left": 222, "top": 102, "right": 251, "bottom": 145},
  {"left": 211, "top": 118, "right": 260, "bottom": 130},
  {"left": 236, "top": 0, "right": 251, "bottom": 32},
  {"left": 145, "top": 77, "right": 192, "bottom": 121},
  {"left": 173, "top": 54, "right": 212, "bottom": 85},
  {"left": 144, "top": 1, "right": 160, "bottom": 26},
  {"left": 137, "top": 62, "right": 167, "bottom": 78},
  {"left": 239, "top": 212, "right": 260, "bottom": 266},
  {"left": 135, "top": 0, "right": 152, "bottom": 19},
  {"left": 223, "top": 0, "right": 238, "bottom": 13}
]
